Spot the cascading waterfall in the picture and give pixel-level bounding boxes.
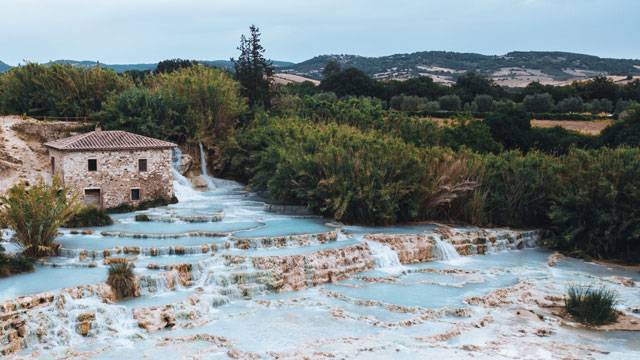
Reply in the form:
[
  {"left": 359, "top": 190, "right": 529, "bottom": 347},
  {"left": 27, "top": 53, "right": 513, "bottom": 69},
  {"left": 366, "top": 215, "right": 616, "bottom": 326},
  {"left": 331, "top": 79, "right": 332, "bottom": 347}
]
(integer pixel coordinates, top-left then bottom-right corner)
[
  {"left": 366, "top": 240, "right": 404, "bottom": 274},
  {"left": 433, "top": 234, "right": 462, "bottom": 261},
  {"left": 172, "top": 147, "right": 204, "bottom": 202},
  {"left": 198, "top": 143, "right": 216, "bottom": 190}
]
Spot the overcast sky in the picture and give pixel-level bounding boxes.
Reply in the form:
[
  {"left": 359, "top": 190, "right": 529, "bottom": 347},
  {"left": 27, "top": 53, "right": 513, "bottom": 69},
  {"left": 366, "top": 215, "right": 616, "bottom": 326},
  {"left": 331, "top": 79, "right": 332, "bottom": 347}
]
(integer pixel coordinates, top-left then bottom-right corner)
[{"left": 1, "top": 0, "right": 638, "bottom": 65}]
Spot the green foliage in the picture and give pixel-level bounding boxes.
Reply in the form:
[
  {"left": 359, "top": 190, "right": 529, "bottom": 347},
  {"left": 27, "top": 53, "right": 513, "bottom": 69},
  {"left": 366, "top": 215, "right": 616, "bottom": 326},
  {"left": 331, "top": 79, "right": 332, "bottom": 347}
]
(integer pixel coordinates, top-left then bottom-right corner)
[
  {"left": 64, "top": 206, "right": 113, "bottom": 228},
  {"left": 438, "top": 95, "right": 462, "bottom": 111},
  {"left": 472, "top": 94, "right": 495, "bottom": 113},
  {"left": 0, "top": 178, "right": 80, "bottom": 257},
  {"left": 548, "top": 147, "right": 640, "bottom": 260},
  {"left": 589, "top": 98, "right": 614, "bottom": 114},
  {"left": 485, "top": 105, "right": 533, "bottom": 150},
  {"left": 107, "top": 263, "right": 137, "bottom": 299},
  {"left": 320, "top": 68, "right": 382, "bottom": 98},
  {"left": 479, "top": 151, "right": 561, "bottom": 228},
  {"left": 0, "top": 63, "right": 131, "bottom": 116},
  {"left": 440, "top": 117, "right": 502, "bottom": 154},
  {"left": 600, "top": 106, "right": 640, "bottom": 147},
  {"left": 225, "top": 117, "right": 482, "bottom": 225},
  {"left": 565, "top": 285, "right": 618, "bottom": 325},
  {"left": 0, "top": 250, "right": 34, "bottom": 277},
  {"left": 155, "top": 59, "right": 198, "bottom": 74},
  {"left": 107, "top": 196, "right": 178, "bottom": 214},
  {"left": 232, "top": 25, "right": 274, "bottom": 109},
  {"left": 556, "top": 96, "right": 584, "bottom": 113},
  {"left": 523, "top": 93, "right": 554, "bottom": 113},
  {"left": 100, "top": 66, "right": 246, "bottom": 144},
  {"left": 322, "top": 59, "right": 341, "bottom": 78}
]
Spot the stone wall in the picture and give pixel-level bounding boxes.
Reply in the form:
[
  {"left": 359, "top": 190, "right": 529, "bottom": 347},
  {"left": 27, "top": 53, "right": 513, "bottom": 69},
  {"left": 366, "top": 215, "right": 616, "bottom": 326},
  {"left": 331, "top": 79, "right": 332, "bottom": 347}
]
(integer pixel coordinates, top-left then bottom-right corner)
[{"left": 49, "top": 148, "right": 174, "bottom": 209}]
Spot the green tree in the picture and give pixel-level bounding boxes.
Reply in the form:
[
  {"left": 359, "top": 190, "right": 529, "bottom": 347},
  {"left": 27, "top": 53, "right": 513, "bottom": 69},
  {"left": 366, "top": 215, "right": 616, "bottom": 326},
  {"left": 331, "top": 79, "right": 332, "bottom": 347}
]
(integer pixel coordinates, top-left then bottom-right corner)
[
  {"left": 155, "top": 59, "right": 198, "bottom": 74},
  {"left": 523, "top": 93, "right": 554, "bottom": 113},
  {"left": 472, "top": 94, "right": 494, "bottom": 113},
  {"left": 438, "top": 95, "right": 462, "bottom": 111},
  {"left": 556, "top": 96, "right": 584, "bottom": 113},
  {"left": 322, "top": 59, "right": 341, "bottom": 78},
  {"left": 232, "top": 25, "right": 274, "bottom": 109}
]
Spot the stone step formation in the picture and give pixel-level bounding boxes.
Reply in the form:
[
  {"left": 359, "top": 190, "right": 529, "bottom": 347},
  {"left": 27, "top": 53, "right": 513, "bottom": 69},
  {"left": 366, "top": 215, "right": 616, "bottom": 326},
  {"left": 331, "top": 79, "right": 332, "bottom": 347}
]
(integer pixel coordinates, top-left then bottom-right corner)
[{"left": 0, "top": 166, "right": 638, "bottom": 358}]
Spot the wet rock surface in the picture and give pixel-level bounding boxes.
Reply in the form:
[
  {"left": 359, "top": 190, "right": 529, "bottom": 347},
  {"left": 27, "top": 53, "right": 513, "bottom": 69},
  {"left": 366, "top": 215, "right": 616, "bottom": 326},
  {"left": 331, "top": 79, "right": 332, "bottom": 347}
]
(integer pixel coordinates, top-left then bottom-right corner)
[{"left": 1, "top": 177, "right": 638, "bottom": 359}]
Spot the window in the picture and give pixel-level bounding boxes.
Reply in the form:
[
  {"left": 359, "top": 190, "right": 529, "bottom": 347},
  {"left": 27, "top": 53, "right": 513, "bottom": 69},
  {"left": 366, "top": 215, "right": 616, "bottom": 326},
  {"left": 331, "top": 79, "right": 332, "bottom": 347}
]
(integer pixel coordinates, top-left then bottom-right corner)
[
  {"left": 88, "top": 159, "right": 97, "bottom": 172},
  {"left": 51, "top": 157, "right": 55, "bottom": 173},
  {"left": 138, "top": 159, "right": 147, "bottom": 172},
  {"left": 131, "top": 188, "right": 141, "bottom": 201}
]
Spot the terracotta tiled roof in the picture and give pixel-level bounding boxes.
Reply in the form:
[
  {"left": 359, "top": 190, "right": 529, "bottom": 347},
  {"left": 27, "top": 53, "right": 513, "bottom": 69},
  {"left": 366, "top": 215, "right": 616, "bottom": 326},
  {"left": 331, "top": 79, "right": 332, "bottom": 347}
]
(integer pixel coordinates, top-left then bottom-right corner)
[{"left": 44, "top": 130, "right": 177, "bottom": 151}]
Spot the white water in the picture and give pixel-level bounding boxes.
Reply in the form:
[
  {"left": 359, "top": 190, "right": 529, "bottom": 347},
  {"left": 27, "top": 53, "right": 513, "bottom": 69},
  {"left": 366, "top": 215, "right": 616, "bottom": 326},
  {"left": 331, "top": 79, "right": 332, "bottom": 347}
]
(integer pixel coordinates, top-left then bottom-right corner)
[
  {"left": 172, "top": 148, "right": 204, "bottom": 202},
  {"left": 198, "top": 143, "right": 216, "bottom": 190},
  {"left": 434, "top": 235, "right": 462, "bottom": 261},
  {"left": 3, "top": 152, "right": 639, "bottom": 358},
  {"left": 366, "top": 240, "right": 405, "bottom": 274}
]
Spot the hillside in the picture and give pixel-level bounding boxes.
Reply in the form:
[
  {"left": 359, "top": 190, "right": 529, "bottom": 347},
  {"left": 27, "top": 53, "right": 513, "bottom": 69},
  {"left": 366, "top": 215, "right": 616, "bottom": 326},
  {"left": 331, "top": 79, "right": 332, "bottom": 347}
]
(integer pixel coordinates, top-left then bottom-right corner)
[
  {"left": 0, "top": 61, "right": 11, "bottom": 72},
  {"left": 283, "top": 51, "right": 640, "bottom": 86},
  {"left": 0, "top": 59, "right": 295, "bottom": 73}
]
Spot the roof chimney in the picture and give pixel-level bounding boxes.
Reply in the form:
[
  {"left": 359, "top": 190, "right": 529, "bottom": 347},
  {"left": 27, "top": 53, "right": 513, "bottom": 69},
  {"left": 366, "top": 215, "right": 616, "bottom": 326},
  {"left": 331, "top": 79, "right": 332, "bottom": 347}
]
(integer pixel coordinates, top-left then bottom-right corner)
[{"left": 95, "top": 122, "right": 102, "bottom": 132}]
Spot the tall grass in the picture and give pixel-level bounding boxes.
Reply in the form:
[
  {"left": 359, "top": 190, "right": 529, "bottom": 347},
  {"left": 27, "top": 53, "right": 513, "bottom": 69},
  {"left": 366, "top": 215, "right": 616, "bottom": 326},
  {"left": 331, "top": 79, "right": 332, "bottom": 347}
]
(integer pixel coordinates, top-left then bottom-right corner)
[
  {"left": 0, "top": 178, "right": 79, "bottom": 257},
  {"left": 107, "top": 263, "right": 137, "bottom": 299},
  {"left": 565, "top": 285, "right": 618, "bottom": 325}
]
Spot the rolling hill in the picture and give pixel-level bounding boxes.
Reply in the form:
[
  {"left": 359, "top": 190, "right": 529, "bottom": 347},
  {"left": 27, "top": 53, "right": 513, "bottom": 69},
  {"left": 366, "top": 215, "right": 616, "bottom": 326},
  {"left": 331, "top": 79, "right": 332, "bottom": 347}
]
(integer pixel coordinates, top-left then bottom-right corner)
[
  {"left": 0, "top": 59, "right": 295, "bottom": 73},
  {"left": 282, "top": 51, "right": 640, "bottom": 86},
  {"left": 2, "top": 51, "right": 639, "bottom": 87},
  {"left": 0, "top": 61, "right": 11, "bottom": 72}
]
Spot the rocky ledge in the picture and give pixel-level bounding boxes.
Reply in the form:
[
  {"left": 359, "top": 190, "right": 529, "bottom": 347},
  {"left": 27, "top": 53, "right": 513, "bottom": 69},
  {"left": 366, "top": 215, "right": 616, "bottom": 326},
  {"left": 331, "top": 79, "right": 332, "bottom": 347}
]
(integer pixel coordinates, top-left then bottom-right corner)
[{"left": 252, "top": 243, "right": 375, "bottom": 291}]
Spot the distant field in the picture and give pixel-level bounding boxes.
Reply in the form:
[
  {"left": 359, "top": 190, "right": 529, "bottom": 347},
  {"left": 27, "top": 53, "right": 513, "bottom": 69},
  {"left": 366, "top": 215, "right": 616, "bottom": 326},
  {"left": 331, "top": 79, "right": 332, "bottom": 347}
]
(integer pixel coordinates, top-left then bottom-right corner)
[
  {"left": 425, "top": 117, "right": 614, "bottom": 135},
  {"left": 530, "top": 119, "right": 614, "bottom": 135}
]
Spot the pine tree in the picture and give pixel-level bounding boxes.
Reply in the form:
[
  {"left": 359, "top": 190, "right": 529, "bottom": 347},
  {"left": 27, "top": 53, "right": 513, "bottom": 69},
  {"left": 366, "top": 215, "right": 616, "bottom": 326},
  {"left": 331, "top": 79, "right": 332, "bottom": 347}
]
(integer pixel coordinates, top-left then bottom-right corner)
[{"left": 232, "top": 25, "right": 273, "bottom": 109}]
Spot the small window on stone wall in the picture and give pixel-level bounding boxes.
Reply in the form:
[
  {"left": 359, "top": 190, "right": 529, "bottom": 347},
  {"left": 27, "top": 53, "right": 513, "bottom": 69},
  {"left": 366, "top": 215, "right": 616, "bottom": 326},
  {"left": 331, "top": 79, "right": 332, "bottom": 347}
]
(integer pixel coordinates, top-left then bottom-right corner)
[
  {"left": 88, "top": 159, "right": 97, "bottom": 172},
  {"left": 139, "top": 159, "right": 147, "bottom": 172},
  {"left": 51, "top": 157, "right": 55, "bottom": 173},
  {"left": 131, "top": 188, "right": 141, "bottom": 201}
]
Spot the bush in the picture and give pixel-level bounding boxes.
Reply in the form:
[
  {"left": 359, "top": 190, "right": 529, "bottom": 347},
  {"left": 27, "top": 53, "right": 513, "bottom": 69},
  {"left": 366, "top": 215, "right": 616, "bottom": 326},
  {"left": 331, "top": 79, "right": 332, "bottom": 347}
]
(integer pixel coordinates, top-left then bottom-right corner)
[
  {"left": 0, "top": 252, "right": 34, "bottom": 277},
  {"left": 0, "top": 63, "right": 131, "bottom": 117},
  {"left": 134, "top": 214, "right": 151, "bottom": 222},
  {"left": 0, "top": 178, "right": 79, "bottom": 257},
  {"left": 565, "top": 285, "right": 618, "bottom": 325},
  {"left": 107, "top": 263, "right": 138, "bottom": 299},
  {"left": 107, "top": 196, "right": 178, "bottom": 214},
  {"left": 473, "top": 94, "right": 494, "bottom": 113},
  {"left": 100, "top": 65, "right": 247, "bottom": 145},
  {"left": 547, "top": 147, "right": 640, "bottom": 260},
  {"left": 438, "top": 95, "right": 462, "bottom": 111},
  {"left": 64, "top": 206, "right": 113, "bottom": 228},
  {"left": 556, "top": 96, "right": 584, "bottom": 113},
  {"left": 523, "top": 93, "right": 554, "bottom": 113}
]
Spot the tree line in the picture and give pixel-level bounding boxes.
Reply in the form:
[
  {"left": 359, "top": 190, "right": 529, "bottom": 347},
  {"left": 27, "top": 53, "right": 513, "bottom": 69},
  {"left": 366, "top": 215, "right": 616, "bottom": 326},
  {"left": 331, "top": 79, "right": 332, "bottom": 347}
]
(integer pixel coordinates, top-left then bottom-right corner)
[{"left": 1, "top": 26, "right": 639, "bottom": 262}]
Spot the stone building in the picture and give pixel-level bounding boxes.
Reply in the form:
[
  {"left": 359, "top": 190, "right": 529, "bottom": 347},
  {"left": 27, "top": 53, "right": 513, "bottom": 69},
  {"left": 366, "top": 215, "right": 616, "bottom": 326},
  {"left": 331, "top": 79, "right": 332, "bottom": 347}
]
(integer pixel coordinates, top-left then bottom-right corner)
[{"left": 44, "top": 128, "right": 177, "bottom": 209}]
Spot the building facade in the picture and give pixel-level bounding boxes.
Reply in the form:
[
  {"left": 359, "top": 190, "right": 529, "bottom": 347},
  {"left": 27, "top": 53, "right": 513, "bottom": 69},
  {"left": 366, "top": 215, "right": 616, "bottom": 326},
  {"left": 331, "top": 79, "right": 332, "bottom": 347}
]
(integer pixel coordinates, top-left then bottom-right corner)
[{"left": 45, "top": 129, "right": 177, "bottom": 209}]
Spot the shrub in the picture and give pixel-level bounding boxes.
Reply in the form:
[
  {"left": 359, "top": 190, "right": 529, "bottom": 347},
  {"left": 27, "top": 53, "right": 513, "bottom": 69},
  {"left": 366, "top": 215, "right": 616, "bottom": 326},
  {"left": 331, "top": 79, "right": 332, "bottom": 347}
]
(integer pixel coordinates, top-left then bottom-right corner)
[
  {"left": 0, "top": 251, "right": 34, "bottom": 277},
  {"left": 556, "top": 96, "right": 584, "bottom": 113},
  {"left": 548, "top": 147, "right": 640, "bottom": 260},
  {"left": 134, "top": 214, "right": 151, "bottom": 222},
  {"left": 523, "top": 93, "right": 554, "bottom": 113},
  {"left": 107, "top": 196, "right": 178, "bottom": 214},
  {"left": 565, "top": 285, "right": 618, "bottom": 325},
  {"left": 64, "top": 206, "right": 113, "bottom": 228},
  {"left": 473, "top": 94, "right": 495, "bottom": 113},
  {"left": 0, "top": 178, "right": 79, "bottom": 257},
  {"left": 107, "top": 263, "right": 138, "bottom": 299},
  {"left": 438, "top": 95, "right": 462, "bottom": 111}
]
